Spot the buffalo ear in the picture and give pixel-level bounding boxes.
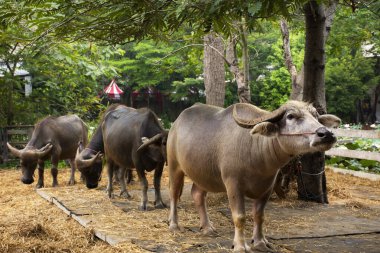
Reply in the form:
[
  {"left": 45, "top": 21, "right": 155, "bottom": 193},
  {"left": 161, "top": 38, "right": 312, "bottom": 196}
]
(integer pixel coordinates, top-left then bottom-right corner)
[
  {"left": 250, "top": 122, "right": 279, "bottom": 137},
  {"left": 318, "top": 114, "right": 341, "bottom": 128}
]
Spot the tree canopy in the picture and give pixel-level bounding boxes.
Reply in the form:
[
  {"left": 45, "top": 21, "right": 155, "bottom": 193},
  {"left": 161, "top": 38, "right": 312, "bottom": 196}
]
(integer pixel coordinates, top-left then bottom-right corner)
[{"left": 0, "top": 0, "right": 379, "bottom": 125}]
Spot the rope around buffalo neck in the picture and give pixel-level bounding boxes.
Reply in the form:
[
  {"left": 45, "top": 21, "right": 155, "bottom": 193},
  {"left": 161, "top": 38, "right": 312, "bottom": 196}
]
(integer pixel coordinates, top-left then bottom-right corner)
[{"left": 279, "top": 132, "right": 315, "bottom": 136}]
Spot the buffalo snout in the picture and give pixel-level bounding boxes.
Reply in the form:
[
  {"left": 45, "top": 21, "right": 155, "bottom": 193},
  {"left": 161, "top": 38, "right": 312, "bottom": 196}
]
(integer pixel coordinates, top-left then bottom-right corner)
[
  {"left": 316, "top": 127, "right": 336, "bottom": 143},
  {"left": 21, "top": 177, "right": 34, "bottom": 184},
  {"left": 86, "top": 182, "right": 98, "bottom": 189}
]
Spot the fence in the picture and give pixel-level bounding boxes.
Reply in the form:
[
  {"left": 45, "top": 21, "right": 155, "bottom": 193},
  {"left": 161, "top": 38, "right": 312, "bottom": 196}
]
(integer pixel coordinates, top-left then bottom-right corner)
[
  {"left": 0, "top": 125, "right": 34, "bottom": 163},
  {"left": 326, "top": 128, "right": 380, "bottom": 162}
]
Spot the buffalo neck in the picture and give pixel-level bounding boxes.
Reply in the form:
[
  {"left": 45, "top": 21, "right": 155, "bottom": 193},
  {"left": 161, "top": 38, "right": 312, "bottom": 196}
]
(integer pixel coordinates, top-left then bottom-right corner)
[
  {"left": 88, "top": 125, "right": 104, "bottom": 152},
  {"left": 26, "top": 127, "right": 52, "bottom": 149},
  {"left": 249, "top": 135, "right": 293, "bottom": 174}
]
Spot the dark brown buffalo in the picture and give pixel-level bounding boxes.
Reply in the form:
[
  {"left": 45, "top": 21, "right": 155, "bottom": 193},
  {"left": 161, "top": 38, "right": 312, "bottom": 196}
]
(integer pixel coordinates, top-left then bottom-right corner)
[
  {"left": 167, "top": 101, "right": 340, "bottom": 252},
  {"left": 7, "top": 115, "right": 88, "bottom": 188},
  {"left": 76, "top": 104, "right": 168, "bottom": 210}
]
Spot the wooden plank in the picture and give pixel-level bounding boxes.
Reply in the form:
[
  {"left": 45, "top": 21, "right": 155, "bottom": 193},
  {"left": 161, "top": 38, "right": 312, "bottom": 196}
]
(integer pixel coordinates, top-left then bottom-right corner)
[
  {"left": 36, "top": 189, "right": 53, "bottom": 203},
  {"left": 329, "top": 167, "right": 380, "bottom": 181},
  {"left": 52, "top": 197, "right": 72, "bottom": 216},
  {"left": 6, "top": 129, "right": 30, "bottom": 135},
  {"left": 5, "top": 125, "right": 34, "bottom": 128},
  {"left": 332, "top": 129, "right": 380, "bottom": 139},
  {"left": 71, "top": 214, "right": 92, "bottom": 227},
  {"left": 326, "top": 148, "right": 380, "bottom": 162},
  {"left": 8, "top": 141, "right": 28, "bottom": 145}
]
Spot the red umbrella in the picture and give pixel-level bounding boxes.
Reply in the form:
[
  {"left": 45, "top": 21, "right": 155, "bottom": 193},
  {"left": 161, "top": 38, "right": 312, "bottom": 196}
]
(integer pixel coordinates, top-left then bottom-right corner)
[{"left": 104, "top": 79, "right": 124, "bottom": 99}]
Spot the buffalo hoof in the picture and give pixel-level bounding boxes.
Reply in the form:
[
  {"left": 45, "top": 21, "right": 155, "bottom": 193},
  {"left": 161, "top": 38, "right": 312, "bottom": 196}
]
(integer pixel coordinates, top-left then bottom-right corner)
[
  {"left": 252, "top": 241, "right": 276, "bottom": 252},
  {"left": 169, "top": 224, "right": 184, "bottom": 233},
  {"left": 232, "top": 243, "right": 251, "bottom": 253},
  {"left": 120, "top": 191, "right": 132, "bottom": 199},
  {"left": 68, "top": 179, "right": 76, "bottom": 186},
  {"left": 154, "top": 201, "right": 167, "bottom": 209},
  {"left": 139, "top": 203, "right": 148, "bottom": 211},
  {"left": 52, "top": 182, "right": 58, "bottom": 187},
  {"left": 35, "top": 183, "right": 44, "bottom": 189},
  {"left": 201, "top": 225, "right": 217, "bottom": 236}
]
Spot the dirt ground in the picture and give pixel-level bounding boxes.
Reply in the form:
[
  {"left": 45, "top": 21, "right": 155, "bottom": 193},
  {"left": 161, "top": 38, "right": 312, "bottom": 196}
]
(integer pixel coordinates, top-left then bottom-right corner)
[{"left": 0, "top": 166, "right": 380, "bottom": 253}]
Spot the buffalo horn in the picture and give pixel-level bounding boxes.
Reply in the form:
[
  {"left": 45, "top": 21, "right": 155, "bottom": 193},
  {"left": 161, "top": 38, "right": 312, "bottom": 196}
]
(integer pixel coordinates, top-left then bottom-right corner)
[
  {"left": 75, "top": 149, "right": 101, "bottom": 171},
  {"left": 137, "top": 133, "right": 163, "bottom": 153},
  {"left": 232, "top": 103, "right": 286, "bottom": 127},
  {"left": 6, "top": 142, "right": 22, "bottom": 158},
  {"left": 36, "top": 143, "right": 53, "bottom": 158}
]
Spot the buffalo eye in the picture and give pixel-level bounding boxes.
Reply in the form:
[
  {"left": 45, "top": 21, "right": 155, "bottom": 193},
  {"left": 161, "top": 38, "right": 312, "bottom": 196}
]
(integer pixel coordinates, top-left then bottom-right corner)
[{"left": 286, "top": 114, "right": 295, "bottom": 120}]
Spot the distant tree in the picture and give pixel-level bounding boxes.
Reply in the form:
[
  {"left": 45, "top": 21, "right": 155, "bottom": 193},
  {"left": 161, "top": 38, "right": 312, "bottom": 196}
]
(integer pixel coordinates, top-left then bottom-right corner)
[
  {"left": 226, "top": 20, "right": 251, "bottom": 103},
  {"left": 203, "top": 33, "right": 226, "bottom": 107}
]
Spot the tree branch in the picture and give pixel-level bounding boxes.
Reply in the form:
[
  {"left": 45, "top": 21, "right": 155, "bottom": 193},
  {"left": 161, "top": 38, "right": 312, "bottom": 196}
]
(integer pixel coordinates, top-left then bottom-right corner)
[{"left": 280, "top": 19, "right": 298, "bottom": 84}]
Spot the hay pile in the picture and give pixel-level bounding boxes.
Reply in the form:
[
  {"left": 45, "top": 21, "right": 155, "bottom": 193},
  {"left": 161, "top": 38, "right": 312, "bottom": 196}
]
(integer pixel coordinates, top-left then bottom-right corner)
[{"left": 0, "top": 168, "right": 131, "bottom": 253}]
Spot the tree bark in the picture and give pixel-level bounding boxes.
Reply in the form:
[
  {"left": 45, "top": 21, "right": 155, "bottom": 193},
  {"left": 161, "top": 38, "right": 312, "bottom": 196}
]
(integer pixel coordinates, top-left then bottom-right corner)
[
  {"left": 298, "top": 0, "right": 337, "bottom": 204},
  {"left": 277, "top": 1, "right": 337, "bottom": 203},
  {"left": 239, "top": 23, "right": 251, "bottom": 103},
  {"left": 280, "top": 19, "right": 303, "bottom": 101},
  {"left": 203, "top": 33, "right": 226, "bottom": 107},
  {"left": 225, "top": 29, "right": 251, "bottom": 103}
]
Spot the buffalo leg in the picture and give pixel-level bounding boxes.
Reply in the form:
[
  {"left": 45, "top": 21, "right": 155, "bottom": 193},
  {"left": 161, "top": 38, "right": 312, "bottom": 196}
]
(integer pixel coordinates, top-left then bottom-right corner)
[
  {"left": 118, "top": 167, "right": 131, "bottom": 199},
  {"left": 251, "top": 190, "right": 275, "bottom": 252},
  {"left": 225, "top": 180, "right": 250, "bottom": 252},
  {"left": 126, "top": 168, "right": 134, "bottom": 184},
  {"left": 51, "top": 157, "right": 59, "bottom": 187},
  {"left": 168, "top": 162, "right": 185, "bottom": 232},
  {"left": 36, "top": 160, "right": 45, "bottom": 188},
  {"left": 153, "top": 162, "right": 166, "bottom": 209},
  {"left": 106, "top": 161, "right": 115, "bottom": 198},
  {"left": 135, "top": 165, "right": 149, "bottom": 211},
  {"left": 191, "top": 183, "right": 216, "bottom": 235},
  {"left": 67, "top": 159, "right": 76, "bottom": 185}
]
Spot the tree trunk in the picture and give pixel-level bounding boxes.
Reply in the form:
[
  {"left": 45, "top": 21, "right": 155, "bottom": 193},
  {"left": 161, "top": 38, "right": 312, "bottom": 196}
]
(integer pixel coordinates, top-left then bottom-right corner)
[
  {"left": 203, "top": 33, "right": 226, "bottom": 107},
  {"left": 239, "top": 23, "right": 251, "bottom": 103},
  {"left": 298, "top": 1, "right": 337, "bottom": 204},
  {"left": 277, "top": 1, "right": 337, "bottom": 202},
  {"left": 303, "top": 1, "right": 327, "bottom": 112},
  {"left": 280, "top": 19, "right": 303, "bottom": 101},
  {"left": 221, "top": 19, "right": 251, "bottom": 103}
]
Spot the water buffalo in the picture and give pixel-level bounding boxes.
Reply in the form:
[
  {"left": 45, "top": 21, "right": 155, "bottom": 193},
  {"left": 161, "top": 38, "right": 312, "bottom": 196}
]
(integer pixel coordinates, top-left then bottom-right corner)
[
  {"left": 7, "top": 115, "right": 88, "bottom": 188},
  {"left": 167, "top": 101, "right": 340, "bottom": 252},
  {"left": 76, "top": 104, "right": 168, "bottom": 210}
]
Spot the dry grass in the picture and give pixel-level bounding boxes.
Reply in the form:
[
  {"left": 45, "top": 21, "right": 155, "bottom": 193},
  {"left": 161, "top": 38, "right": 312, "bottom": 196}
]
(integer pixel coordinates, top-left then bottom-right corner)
[
  {"left": 0, "top": 168, "right": 124, "bottom": 253},
  {"left": 0, "top": 165, "right": 379, "bottom": 253}
]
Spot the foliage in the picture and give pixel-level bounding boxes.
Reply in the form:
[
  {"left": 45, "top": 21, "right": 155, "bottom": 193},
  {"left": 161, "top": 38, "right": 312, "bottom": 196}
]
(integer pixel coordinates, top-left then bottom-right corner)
[
  {"left": 0, "top": 0, "right": 379, "bottom": 128},
  {"left": 325, "top": 3, "right": 380, "bottom": 122},
  {"left": 18, "top": 43, "right": 119, "bottom": 122},
  {"left": 326, "top": 137, "right": 380, "bottom": 174},
  {"left": 325, "top": 54, "right": 379, "bottom": 122},
  {"left": 0, "top": 0, "right": 308, "bottom": 43},
  {"left": 109, "top": 39, "right": 203, "bottom": 91},
  {"left": 248, "top": 21, "right": 294, "bottom": 110},
  {"left": 171, "top": 77, "right": 205, "bottom": 104}
]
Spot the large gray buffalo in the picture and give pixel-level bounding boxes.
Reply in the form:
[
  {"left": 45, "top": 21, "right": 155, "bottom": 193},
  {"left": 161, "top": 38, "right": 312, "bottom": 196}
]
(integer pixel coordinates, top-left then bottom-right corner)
[
  {"left": 7, "top": 115, "right": 88, "bottom": 188},
  {"left": 167, "top": 101, "right": 341, "bottom": 252},
  {"left": 75, "top": 104, "right": 168, "bottom": 210}
]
